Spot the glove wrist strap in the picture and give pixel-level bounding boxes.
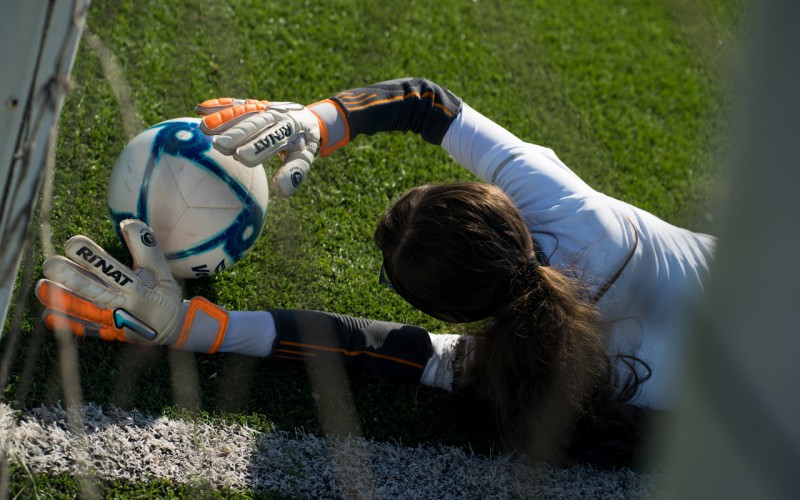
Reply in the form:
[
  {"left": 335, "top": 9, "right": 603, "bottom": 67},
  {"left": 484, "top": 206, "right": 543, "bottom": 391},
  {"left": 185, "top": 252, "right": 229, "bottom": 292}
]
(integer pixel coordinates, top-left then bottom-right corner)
[
  {"left": 308, "top": 99, "right": 349, "bottom": 157},
  {"left": 172, "top": 297, "right": 229, "bottom": 353}
]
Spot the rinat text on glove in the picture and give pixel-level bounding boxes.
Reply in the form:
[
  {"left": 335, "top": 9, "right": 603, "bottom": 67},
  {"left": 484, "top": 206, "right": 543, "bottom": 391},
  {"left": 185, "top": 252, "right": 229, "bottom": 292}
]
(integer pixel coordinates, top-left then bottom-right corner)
[
  {"left": 253, "top": 123, "right": 294, "bottom": 154},
  {"left": 76, "top": 246, "right": 134, "bottom": 286}
]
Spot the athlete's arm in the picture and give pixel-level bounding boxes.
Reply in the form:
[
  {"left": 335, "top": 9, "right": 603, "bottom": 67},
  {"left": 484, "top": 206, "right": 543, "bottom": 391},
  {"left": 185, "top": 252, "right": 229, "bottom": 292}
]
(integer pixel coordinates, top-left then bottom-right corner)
[
  {"left": 196, "top": 78, "right": 595, "bottom": 214},
  {"left": 37, "top": 221, "right": 467, "bottom": 390},
  {"left": 206, "top": 308, "right": 466, "bottom": 391},
  {"left": 196, "top": 78, "right": 463, "bottom": 196}
]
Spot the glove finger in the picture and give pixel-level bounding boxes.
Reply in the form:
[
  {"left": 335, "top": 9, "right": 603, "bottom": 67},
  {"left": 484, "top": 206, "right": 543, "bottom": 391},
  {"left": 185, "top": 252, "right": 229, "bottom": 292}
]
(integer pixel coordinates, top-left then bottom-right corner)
[
  {"left": 195, "top": 97, "right": 237, "bottom": 115},
  {"left": 194, "top": 97, "right": 245, "bottom": 115},
  {"left": 42, "top": 256, "right": 127, "bottom": 309},
  {"left": 62, "top": 235, "right": 140, "bottom": 293},
  {"left": 37, "top": 279, "right": 115, "bottom": 325},
  {"left": 199, "top": 100, "right": 270, "bottom": 135},
  {"left": 43, "top": 309, "right": 127, "bottom": 342},
  {"left": 37, "top": 279, "right": 157, "bottom": 342},
  {"left": 118, "top": 219, "right": 179, "bottom": 292},
  {"left": 272, "top": 143, "right": 318, "bottom": 197},
  {"left": 195, "top": 97, "right": 267, "bottom": 115}
]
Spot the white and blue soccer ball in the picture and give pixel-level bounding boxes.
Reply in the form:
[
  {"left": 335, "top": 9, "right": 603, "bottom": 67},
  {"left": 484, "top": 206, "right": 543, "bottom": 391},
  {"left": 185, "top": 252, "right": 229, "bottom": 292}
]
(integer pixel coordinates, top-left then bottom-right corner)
[{"left": 108, "top": 117, "right": 269, "bottom": 279}]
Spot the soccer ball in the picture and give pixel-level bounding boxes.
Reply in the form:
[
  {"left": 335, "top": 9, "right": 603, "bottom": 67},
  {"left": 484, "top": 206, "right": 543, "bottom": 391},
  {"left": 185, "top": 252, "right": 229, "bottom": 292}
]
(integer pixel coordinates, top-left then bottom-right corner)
[{"left": 107, "top": 117, "right": 269, "bottom": 279}]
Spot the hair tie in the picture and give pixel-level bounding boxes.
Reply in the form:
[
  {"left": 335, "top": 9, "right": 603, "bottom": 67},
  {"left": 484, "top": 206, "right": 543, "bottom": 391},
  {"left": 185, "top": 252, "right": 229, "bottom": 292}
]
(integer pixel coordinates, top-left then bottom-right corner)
[
  {"left": 526, "top": 255, "right": 540, "bottom": 275},
  {"left": 509, "top": 255, "right": 541, "bottom": 298}
]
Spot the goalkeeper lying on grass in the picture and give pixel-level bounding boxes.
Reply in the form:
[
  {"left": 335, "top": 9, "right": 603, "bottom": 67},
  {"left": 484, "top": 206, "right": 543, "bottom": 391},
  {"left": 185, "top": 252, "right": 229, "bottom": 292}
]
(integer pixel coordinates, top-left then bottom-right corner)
[{"left": 37, "top": 78, "right": 715, "bottom": 464}]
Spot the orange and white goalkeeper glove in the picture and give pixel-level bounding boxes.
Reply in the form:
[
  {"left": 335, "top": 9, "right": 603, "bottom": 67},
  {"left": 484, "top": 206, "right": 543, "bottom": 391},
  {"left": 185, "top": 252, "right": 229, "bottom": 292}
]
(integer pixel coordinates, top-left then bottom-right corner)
[
  {"left": 36, "top": 219, "right": 229, "bottom": 352},
  {"left": 196, "top": 98, "right": 323, "bottom": 197}
]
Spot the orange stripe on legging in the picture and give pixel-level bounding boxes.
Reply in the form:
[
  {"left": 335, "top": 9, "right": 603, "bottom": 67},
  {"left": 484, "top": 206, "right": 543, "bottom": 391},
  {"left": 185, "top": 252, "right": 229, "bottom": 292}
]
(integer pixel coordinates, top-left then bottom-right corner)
[
  {"left": 278, "top": 340, "right": 424, "bottom": 369},
  {"left": 273, "top": 354, "right": 309, "bottom": 362},
  {"left": 275, "top": 348, "right": 317, "bottom": 357},
  {"left": 336, "top": 92, "right": 377, "bottom": 105}
]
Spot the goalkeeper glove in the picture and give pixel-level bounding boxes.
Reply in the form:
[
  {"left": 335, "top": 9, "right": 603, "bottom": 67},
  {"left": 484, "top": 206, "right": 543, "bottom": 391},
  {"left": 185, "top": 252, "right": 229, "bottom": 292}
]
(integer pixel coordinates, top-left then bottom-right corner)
[
  {"left": 36, "top": 219, "right": 229, "bottom": 352},
  {"left": 195, "top": 98, "right": 323, "bottom": 197}
]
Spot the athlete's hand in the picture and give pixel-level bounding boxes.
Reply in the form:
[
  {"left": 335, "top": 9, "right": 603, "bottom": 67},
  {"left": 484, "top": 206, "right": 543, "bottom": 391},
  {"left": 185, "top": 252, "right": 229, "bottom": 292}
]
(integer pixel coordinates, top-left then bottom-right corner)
[
  {"left": 196, "top": 98, "right": 322, "bottom": 197},
  {"left": 37, "top": 220, "right": 230, "bottom": 351},
  {"left": 36, "top": 219, "right": 186, "bottom": 345}
]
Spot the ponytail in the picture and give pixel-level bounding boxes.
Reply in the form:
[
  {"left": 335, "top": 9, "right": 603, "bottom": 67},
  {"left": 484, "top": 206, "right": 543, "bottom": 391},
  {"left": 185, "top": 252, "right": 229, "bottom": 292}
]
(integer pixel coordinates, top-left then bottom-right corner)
[{"left": 464, "top": 264, "right": 610, "bottom": 461}]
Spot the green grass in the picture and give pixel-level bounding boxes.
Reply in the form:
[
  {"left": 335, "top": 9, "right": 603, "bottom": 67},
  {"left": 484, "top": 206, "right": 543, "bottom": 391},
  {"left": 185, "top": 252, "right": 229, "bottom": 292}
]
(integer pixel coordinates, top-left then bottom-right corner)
[{"left": 2, "top": 0, "right": 740, "bottom": 496}]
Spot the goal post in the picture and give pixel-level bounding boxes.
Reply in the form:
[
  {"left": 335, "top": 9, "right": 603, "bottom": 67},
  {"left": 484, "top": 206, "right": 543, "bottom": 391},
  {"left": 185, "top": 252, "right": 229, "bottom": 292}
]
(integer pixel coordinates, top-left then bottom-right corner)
[{"left": 0, "top": 0, "right": 90, "bottom": 333}]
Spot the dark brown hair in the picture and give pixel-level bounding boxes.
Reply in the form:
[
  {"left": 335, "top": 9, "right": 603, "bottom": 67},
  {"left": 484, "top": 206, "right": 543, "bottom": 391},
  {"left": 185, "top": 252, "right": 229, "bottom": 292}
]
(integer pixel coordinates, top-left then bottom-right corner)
[{"left": 374, "top": 182, "right": 649, "bottom": 465}]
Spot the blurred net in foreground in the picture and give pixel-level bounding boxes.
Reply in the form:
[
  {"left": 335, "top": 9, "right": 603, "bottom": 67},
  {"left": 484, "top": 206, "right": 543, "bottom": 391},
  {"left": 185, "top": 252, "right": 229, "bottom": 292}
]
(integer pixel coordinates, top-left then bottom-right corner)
[{"left": 0, "top": 1, "right": 92, "bottom": 497}]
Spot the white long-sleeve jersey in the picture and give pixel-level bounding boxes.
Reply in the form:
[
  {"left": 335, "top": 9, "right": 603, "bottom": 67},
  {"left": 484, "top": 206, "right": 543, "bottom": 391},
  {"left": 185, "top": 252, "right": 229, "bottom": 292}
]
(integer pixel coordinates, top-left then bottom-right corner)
[{"left": 442, "top": 103, "right": 716, "bottom": 409}]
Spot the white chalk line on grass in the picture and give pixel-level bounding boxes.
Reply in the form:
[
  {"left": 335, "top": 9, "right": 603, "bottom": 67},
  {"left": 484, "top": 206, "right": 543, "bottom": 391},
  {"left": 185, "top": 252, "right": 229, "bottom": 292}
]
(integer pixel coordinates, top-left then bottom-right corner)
[{"left": 0, "top": 403, "right": 658, "bottom": 498}]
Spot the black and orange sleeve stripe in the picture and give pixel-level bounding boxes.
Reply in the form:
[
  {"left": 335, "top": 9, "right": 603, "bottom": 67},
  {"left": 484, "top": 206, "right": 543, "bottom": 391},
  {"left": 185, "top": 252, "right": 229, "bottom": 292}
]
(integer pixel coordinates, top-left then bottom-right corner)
[
  {"left": 330, "top": 78, "right": 463, "bottom": 146},
  {"left": 268, "top": 309, "right": 434, "bottom": 383}
]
